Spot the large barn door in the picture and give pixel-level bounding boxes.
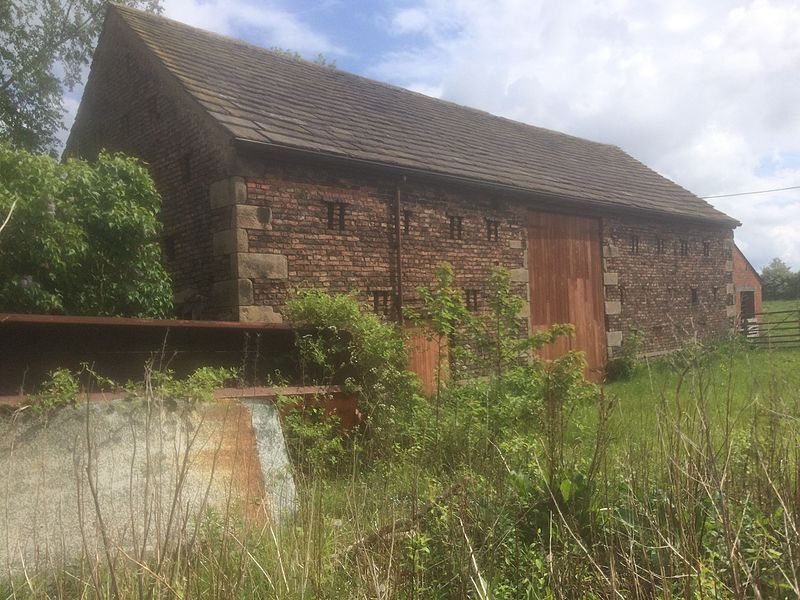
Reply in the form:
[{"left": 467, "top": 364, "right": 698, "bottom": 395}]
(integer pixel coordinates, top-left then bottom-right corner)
[{"left": 527, "top": 212, "right": 606, "bottom": 375}]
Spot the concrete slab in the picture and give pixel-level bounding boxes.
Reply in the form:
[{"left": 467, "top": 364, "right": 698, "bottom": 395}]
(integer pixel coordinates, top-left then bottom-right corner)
[{"left": 0, "top": 397, "right": 295, "bottom": 574}]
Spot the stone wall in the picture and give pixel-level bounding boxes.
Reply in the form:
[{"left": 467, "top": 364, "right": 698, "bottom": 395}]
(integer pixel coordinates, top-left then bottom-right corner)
[
  {"left": 601, "top": 216, "right": 735, "bottom": 357},
  {"left": 64, "top": 11, "right": 236, "bottom": 319}
]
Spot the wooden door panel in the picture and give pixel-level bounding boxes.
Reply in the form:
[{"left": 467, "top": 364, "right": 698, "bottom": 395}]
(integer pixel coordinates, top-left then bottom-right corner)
[{"left": 528, "top": 212, "right": 606, "bottom": 375}]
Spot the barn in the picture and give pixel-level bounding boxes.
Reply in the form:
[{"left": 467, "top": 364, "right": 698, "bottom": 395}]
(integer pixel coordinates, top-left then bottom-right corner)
[
  {"left": 65, "top": 6, "right": 740, "bottom": 374},
  {"left": 733, "top": 245, "right": 763, "bottom": 321}
]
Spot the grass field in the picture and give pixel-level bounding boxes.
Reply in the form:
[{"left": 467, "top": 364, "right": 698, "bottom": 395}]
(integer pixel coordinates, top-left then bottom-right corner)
[
  {"left": 762, "top": 298, "right": 800, "bottom": 312},
  {"left": 589, "top": 343, "right": 800, "bottom": 455}
]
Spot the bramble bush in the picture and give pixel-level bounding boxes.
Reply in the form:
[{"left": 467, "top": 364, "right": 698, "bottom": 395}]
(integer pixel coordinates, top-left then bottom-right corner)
[{"left": 0, "top": 144, "right": 172, "bottom": 317}]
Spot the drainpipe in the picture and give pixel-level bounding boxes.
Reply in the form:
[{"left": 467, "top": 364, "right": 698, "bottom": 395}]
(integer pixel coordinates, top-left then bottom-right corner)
[{"left": 394, "top": 184, "right": 404, "bottom": 325}]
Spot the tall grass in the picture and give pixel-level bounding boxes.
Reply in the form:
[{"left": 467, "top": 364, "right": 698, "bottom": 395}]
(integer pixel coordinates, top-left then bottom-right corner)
[{"left": 2, "top": 341, "right": 799, "bottom": 598}]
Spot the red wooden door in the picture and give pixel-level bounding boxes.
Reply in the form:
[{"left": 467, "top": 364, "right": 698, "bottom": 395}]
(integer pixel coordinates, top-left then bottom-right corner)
[{"left": 527, "top": 212, "right": 606, "bottom": 376}]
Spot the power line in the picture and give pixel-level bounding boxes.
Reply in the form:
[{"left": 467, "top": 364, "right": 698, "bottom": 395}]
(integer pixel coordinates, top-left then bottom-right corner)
[{"left": 702, "top": 185, "right": 800, "bottom": 199}]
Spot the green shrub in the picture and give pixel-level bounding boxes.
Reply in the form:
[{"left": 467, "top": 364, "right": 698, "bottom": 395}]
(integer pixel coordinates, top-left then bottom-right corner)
[
  {"left": 285, "top": 289, "right": 422, "bottom": 431},
  {"left": 148, "top": 366, "right": 239, "bottom": 403},
  {"left": 0, "top": 144, "right": 172, "bottom": 317},
  {"left": 30, "top": 367, "right": 80, "bottom": 413}
]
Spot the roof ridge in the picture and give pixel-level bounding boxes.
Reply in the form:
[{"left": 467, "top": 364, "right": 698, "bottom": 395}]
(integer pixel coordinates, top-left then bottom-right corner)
[{"left": 109, "top": 3, "right": 618, "bottom": 151}]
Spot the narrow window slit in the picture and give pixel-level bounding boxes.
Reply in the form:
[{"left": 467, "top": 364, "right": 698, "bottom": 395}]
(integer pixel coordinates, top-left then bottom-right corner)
[
  {"left": 325, "top": 201, "right": 346, "bottom": 231},
  {"left": 465, "top": 289, "right": 479, "bottom": 312},
  {"left": 449, "top": 215, "right": 463, "bottom": 240},
  {"left": 486, "top": 219, "right": 499, "bottom": 242}
]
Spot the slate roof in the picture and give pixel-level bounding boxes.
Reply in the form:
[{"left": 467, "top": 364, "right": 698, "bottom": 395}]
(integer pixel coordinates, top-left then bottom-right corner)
[{"left": 111, "top": 5, "right": 737, "bottom": 225}]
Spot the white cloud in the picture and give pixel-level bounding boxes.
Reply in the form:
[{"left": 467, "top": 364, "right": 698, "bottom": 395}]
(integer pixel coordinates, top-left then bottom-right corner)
[
  {"left": 373, "top": 0, "right": 800, "bottom": 269},
  {"left": 162, "top": 0, "right": 343, "bottom": 55}
]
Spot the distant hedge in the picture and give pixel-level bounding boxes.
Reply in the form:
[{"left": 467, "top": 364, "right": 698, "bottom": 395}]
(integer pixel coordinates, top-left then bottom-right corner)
[
  {"left": 761, "top": 257, "right": 800, "bottom": 301},
  {"left": 0, "top": 145, "right": 173, "bottom": 317}
]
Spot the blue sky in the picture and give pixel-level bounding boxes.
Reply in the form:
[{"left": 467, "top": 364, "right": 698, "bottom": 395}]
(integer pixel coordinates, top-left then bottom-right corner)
[{"left": 64, "top": 0, "right": 800, "bottom": 270}]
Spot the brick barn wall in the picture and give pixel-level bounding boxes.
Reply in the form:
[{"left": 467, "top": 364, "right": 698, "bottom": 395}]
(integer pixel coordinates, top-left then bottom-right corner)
[
  {"left": 221, "top": 158, "right": 736, "bottom": 360},
  {"left": 601, "top": 217, "right": 735, "bottom": 356},
  {"left": 63, "top": 12, "right": 236, "bottom": 319},
  {"left": 216, "top": 160, "right": 529, "bottom": 323},
  {"left": 733, "top": 247, "right": 763, "bottom": 317}
]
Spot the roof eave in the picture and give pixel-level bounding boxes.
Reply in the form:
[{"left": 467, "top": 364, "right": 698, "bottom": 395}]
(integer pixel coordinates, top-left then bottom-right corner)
[{"left": 232, "top": 137, "right": 741, "bottom": 228}]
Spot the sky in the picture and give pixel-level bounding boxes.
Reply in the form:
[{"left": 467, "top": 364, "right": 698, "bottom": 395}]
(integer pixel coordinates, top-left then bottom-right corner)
[{"left": 63, "top": 0, "right": 800, "bottom": 270}]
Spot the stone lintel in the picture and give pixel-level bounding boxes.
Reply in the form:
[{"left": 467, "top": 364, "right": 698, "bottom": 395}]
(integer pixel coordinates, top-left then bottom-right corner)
[
  {"left": 233, "top": 204, "right": 272, "bottom": 230},
  {"left": 210, "top": 176, "right": 247, "bottom": 208},
  {"left": 239, "top": 305, "right": 283, "bottom": 323},
  {"left": 213, "top": 228, "right": 248, "bottom": 256},
  {"left": 212, "top": 278, "right": 253, "bottom": 306},
  {"left": 605, "top": 300, "right": 621, "bottom": 315},
  {"left": 236, "top": 252, "right": 288, "bottom": 279},
  {"left": 510, "top": 268, "right": 529, "bottom": 283},
  {"left": 607, "top": 331, "right": 623, "bottom": 347}
]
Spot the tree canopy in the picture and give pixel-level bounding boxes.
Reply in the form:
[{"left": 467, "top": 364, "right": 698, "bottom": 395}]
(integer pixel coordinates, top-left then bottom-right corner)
[
  {"left": 0, "top": 143, "right": 173, "bottom": 317},
  {"left": 0, "top": 0, "right": 161, "bottom": 154},
  {"left": 761, "top": 257, "right": 800, "bottom": 301}
]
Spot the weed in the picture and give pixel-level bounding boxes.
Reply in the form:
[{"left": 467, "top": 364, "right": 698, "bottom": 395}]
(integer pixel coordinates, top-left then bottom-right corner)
[{"left": 29, "top": 367, "right": 79, "bottom": 414}]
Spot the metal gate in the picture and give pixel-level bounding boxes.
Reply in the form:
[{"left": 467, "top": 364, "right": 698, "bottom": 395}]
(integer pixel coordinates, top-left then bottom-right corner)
[{"left": 740, "top": 309, "right": 800, "bottom": 349}]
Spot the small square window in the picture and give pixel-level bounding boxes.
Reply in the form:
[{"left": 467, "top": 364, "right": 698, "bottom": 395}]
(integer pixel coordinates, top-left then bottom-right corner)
[
  {"left": 656, "top": 238, "right": 666, "bottom": 254},
  {"left": 326, "top": 201, "right": 346, "bottom": 231},
  {"left": 630, "top": 235, "right": 640, "bottom": 254},
  {"left": 703, "top": 241, "right": 711, "bottom": 257},
  {"left": 680, "top": 240, "right": 689, "bottom": 256},
  {"left": 449, "top": 215, "right": 463, "bottom": 240},
  {"left": 486, "top": 219, "right": 499, "bottom": 242},
  {"left": 465, "top": 289, "right": 479, "bottom": 312}
]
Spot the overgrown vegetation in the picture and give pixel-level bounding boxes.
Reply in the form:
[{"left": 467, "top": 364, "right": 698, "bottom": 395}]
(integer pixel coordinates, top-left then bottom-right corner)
[
  {"left": 0, "top": 144, "right": 173, "bottom": 316},
  {"left": 3, "top": 266, "right": 800, "bottom": 598}
]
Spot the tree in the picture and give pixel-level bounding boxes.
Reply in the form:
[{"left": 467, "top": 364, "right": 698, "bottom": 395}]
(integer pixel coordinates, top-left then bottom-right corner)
[
  {"left": 0, "top": 143, "right": 173, "bottom": 317},
  {"left": 0, "top": 0, "right": 161, "bottom": 154},
  {"left": 761, "top": 257, "right": 799, "bottom": 300}
]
